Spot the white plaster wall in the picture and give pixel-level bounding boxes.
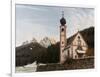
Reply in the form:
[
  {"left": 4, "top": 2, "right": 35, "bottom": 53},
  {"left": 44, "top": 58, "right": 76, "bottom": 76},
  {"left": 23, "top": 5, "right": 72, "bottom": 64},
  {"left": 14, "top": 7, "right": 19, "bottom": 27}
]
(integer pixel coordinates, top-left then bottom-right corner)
[
  {"left": 72, "top": 33, "right": 88, "bottom": 47},
  {"left": 63, "top": 47, "right": 72, "bottom": 59},
  {"left": 72, "top": 46, "right": 88, "bottom": 59},
  {"left": 72, "top": 46, "right": 78, "bottom": 59},
  {"left": 72, "top": 33, "right": 88, "bottom": 59},
  {"left": 63, "top": 33, "right": 88, "bottom": 59}
]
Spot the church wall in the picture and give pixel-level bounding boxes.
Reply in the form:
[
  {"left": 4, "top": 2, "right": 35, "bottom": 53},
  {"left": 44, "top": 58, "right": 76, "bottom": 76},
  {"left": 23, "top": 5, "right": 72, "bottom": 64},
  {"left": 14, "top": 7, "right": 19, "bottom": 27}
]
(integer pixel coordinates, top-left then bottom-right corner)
[
  {"left": 72, "top": 45, "right": 78, "bottom": 59},
  {"left": 82, "top": 46, "right": 88, "bottom": 51},
  {"left": 63, "top": 46, "right": 72, "bottom": 59},
  {"left": 70, "top": 46, "right": 73, "bottom": 58},
  {"left": 63, "top": 32, "right": 88, "bottom": 60},
  {"left": 72, "top": 33, "right": 87, "bottom": 47},
  {"left": 63, "top": 49, "right": 68, "bottom": 58},
  {"left": 71, "top": 33, "right": 88, "bottom": 59},
  {"left": 69, "top": 47, "right": 72, "bottom": 58},
  {"left": 72, "top": 45, "right": 88, "bottom": 59},
  {"left": 63, "top": 45, "right": 87, "bottom": 60}
]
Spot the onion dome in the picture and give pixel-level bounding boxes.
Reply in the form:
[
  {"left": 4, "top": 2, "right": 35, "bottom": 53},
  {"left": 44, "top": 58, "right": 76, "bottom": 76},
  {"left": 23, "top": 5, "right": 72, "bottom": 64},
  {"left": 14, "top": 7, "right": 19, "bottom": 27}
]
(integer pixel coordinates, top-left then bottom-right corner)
[{"left": 60, "top": 17, "right": 66, "bottom": 26}]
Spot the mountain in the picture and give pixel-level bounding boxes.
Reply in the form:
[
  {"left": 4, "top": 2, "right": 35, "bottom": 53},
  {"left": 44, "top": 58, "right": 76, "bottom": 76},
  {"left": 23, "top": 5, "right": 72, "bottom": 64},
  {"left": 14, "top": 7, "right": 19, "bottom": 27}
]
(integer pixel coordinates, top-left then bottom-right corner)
[
  {"left": 50, "top": 38, "right": 56, "bottom": 44},
  {"left": 40, "top": 37, "right": 56, "bottom": 48},
  {"left": 16, "top": 37, "right": 56, "bottom": 66},
  {"left": 16, "top": 42, "right": 48, "bottom": 66},
  {"left": 30, "top": 38, "right": 37, "bottom": 43},
  {"left": 80, "top": 27, "right": 94, "bottom": 56},
  {"left": 16, "top": 27, "right": 94, "bottom": 66}
]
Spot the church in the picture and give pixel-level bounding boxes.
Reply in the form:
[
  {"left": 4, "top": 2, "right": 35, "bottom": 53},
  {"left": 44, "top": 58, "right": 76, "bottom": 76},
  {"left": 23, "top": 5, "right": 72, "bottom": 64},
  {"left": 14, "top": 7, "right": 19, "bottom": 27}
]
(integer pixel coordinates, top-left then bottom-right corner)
[{"left": 59, "top": 12, "right": 88, "bottom": 64}]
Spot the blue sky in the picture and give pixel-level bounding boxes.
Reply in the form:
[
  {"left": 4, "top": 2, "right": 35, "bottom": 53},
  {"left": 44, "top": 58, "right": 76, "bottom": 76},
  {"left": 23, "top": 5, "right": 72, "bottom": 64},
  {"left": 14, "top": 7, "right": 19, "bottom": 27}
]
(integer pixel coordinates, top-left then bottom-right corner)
[{"left": 16, "top": 4, "right": 94, "bottom": 46}]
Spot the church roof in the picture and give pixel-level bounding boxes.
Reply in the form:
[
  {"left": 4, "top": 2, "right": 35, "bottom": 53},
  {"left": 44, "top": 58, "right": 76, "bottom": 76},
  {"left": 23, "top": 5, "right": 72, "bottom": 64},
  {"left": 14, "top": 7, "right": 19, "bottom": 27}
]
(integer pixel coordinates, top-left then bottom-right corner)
[
  {"left": 66, "top": 27, "right": 94, "bottom": 48},
  {"left": 66, "top": 31, "right": 86, "bottom": 47},
  {"left": 66, "top": 34, "right": 76, "bottom": 46}
]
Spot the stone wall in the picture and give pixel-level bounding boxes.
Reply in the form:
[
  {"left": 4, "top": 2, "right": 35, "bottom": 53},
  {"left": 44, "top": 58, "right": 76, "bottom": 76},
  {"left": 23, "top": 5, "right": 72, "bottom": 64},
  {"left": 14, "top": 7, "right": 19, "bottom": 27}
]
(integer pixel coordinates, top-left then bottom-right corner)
[{"left": 37, "top": 57, "right": 94, "bottom": 72}]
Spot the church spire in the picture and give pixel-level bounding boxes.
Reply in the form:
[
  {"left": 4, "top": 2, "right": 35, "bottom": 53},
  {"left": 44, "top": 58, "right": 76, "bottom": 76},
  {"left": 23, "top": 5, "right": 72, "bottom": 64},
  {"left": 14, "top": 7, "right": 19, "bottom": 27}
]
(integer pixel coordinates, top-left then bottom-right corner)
[
  {"left": 60, "top": 11, "right": 66, "bottom": 26},
  {"left": 62, "top": 11, "right": 64, "bottom": 18},
  {"left": 60, "top": 11, "right": 67, "bottom": 64}
]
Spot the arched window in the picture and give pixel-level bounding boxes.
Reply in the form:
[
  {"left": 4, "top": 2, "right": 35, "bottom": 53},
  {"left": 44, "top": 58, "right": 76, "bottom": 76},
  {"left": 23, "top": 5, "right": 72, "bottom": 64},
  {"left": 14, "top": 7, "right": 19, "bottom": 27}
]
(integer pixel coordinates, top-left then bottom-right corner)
[
  {"left": 78, "top": 36, "right": 80, "bottom": 39},
  {"left": 77, "top": 36, "right": 81, "bottom": 45},
  {"left": 61, "top": 28, "right": 64, "bottom": 32},
  {"left": 75, "top": 55, "right": 77, "bottom": 59},
  {"left": 62, "top": 42, "right": 64, "bottom": 44}
]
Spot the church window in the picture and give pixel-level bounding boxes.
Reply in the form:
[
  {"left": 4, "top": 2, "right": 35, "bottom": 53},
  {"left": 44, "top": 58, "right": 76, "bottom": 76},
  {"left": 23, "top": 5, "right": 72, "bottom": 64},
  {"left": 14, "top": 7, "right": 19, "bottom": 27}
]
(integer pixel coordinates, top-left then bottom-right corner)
[
  {"left": 77, "top": 36, "right": 81, "bottom": 45},
  {"left": 75, "top": 55, "right": 77, "bottom": 59},
  {"left": 77, "top": 36, "right": 83, "bottom": 50},
  {"left": 78, "top": 40, "right": 81, "bottom": 45},
  {"left": 77, "top": 45, "right": 83, "bottom": 50},
  {"left": 62, "top": 42, "right": 64, "bottom": 44},
  {"left": 78, "top": 36, "right": 80, "bottom": 39},
  {"left": 61, "top": 28, "right": 64, "bottom": 32}
]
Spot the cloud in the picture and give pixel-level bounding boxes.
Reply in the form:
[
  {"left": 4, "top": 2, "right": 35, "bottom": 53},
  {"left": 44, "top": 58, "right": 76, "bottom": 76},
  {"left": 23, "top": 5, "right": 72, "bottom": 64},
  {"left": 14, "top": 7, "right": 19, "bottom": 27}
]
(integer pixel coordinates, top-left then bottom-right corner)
[{"left": 16, "top": 4, "right": 94, "bottom": 46}]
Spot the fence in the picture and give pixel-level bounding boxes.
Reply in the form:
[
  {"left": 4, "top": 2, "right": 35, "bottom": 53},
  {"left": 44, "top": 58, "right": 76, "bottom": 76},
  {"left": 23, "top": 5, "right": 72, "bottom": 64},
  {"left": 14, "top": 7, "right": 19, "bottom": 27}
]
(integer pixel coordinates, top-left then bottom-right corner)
[{"left": 37, "top": 57, "right": 94, "bottom": 72}]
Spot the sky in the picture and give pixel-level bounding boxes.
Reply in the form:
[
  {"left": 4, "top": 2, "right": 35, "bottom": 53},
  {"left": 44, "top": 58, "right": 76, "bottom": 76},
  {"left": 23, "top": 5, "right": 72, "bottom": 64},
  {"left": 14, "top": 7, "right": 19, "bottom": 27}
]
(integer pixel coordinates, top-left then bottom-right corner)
[{"left": 16, "top": 4, "right": 94, "bottom": 46}]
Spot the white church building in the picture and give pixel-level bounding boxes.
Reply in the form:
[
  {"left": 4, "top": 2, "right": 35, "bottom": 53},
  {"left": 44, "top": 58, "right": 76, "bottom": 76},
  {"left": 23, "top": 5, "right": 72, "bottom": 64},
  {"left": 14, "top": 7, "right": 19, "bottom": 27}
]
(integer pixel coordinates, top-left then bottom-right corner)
[
  {"left": 62, "top": 32, "right": 88, "bottom": 61},
  {"left": 59, "top": 12, "right": 88, "bottom": 64}
]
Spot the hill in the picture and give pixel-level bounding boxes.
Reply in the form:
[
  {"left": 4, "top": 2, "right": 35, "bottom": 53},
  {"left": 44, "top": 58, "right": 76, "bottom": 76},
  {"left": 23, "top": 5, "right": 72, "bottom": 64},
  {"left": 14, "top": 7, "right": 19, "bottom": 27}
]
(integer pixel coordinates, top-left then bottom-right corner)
[
  {"left": 16, "top": 42, "right": 48, "bottom": 66},
  {"left": 16, "top": 27, "right": 94, "bottom": 66}
]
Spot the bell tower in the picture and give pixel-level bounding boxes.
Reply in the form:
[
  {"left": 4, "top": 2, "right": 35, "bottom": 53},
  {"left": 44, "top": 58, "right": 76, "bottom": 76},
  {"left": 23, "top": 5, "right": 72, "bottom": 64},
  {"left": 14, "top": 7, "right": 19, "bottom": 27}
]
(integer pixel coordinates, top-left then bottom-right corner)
[{"left": 60, "top": 11, "right": 67, "bottom": 64}]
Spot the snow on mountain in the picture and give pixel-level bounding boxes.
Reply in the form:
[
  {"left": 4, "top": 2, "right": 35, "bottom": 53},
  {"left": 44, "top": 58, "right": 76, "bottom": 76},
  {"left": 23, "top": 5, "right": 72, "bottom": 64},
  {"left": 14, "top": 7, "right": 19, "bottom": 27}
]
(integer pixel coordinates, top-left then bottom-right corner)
[
  {"left": 20, "top": 37, "right": 56, "bottom": 48},
  {"left": 40, "top": 37, "right": 56, "bottom": 48},
  {"left": 30, "top": 37, "right": 37, "bottom": 43},
  {"left": 50, "top": 38, "right": 56, "bottom": 44}
]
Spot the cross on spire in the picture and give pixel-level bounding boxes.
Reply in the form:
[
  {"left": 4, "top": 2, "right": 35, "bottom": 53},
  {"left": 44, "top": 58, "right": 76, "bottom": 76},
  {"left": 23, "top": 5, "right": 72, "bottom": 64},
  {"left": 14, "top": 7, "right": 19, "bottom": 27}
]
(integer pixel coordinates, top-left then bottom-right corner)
[
  {"left": 60, "top": 11, "right": 66, "bottom": 25},
  {"left": 62, "top": 11, "right": 64, "bottom": 18},
  {"left": 77, "top": 25, "right": 80, "bottom": 32}
]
